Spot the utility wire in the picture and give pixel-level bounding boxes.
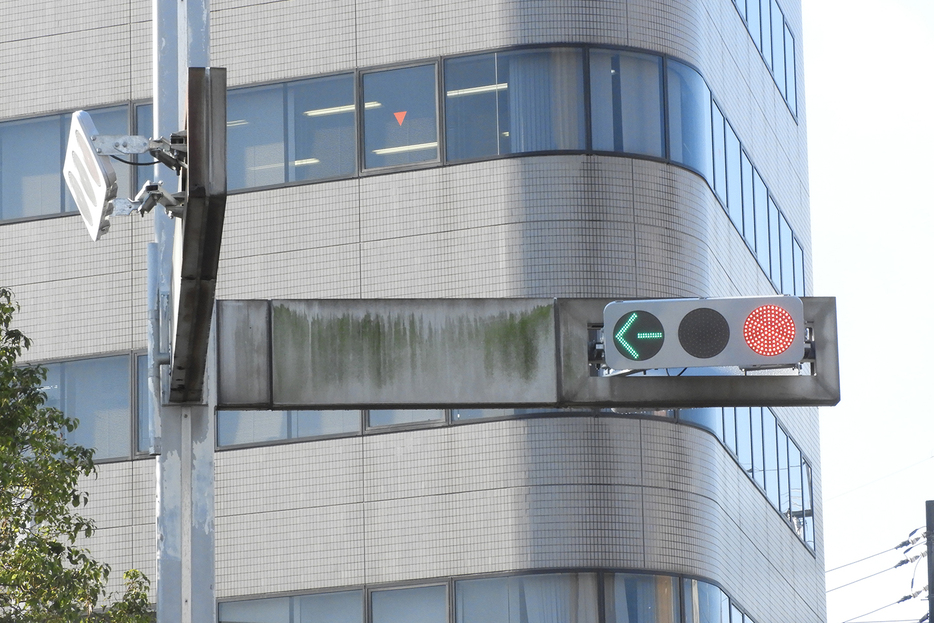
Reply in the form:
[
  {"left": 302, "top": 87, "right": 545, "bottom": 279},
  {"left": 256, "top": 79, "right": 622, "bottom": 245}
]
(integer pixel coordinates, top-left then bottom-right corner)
[
  {"left": 828, "top": 554, "right": 927, "bottom": 593},
  {"left": 827, "top": 455, "right": 934, "bottom": 501},
  {"left": 828, "top": 530, "right": 926, "bottom": 573},
  {"left": 842, "top": 590, "right": 924, "bottom": 623}
]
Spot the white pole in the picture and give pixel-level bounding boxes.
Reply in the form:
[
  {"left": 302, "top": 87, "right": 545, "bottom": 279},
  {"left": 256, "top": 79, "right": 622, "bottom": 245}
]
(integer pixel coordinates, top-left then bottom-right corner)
[{"left": 153, "top": 2, "right": 215, "bottom": 622}]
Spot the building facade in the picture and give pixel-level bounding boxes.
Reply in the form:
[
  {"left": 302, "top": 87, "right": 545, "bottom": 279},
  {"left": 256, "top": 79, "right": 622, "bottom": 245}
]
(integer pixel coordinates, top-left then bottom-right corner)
[{"left": 0, "top": 0, "right": 821, "bottom": 621}]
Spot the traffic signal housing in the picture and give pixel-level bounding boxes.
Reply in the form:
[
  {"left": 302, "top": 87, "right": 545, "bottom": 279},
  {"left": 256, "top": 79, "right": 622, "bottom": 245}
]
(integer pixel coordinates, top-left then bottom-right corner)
[{"left": 603, "top": 296, "right": 805, "bottom": 371}]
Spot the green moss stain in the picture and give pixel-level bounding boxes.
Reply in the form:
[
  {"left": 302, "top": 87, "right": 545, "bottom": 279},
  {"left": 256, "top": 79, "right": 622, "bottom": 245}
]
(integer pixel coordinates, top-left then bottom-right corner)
[{"left": 271, "top": 302, "right": 554, "bottom": 399}]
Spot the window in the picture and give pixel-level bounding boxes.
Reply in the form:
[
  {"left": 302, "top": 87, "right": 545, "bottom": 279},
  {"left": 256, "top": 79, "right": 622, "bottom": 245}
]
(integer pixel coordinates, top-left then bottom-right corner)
[
  {"left": 298, "top": 590, "right": 363, "bottom": 623},
  {"left": 724, "top": 122, "right": 742, "bottom": 230},
  {"left": 768, "top": 198, "right": 781, "bottom": 288},
  {"left": 288, "top": 75, "right": 356, "bottom": 181},
  {"left": 760, "top": 0, "right": 772, "bottom": 71},
  {"left": 367, "top": 409, "right": 444, "bottom": 428},
  {"left": 372, "top": 585, "right": 446, "bottom": 623},
  {"left": 605, "top": 574, "right": 678, "bottom": 623},
  {"left": 217, "top": 409, "right": 359, "bottom": 447},
  {"left": 794, "top": 240, "right": 805, "bottom": 296},
  {"left": 219, "top": 597, "right": 290, "bottom": 623},
  {"left": 445, "top": 48, "right": 585, "bottom": 161},
  {"left": 0, "top": 114, "right": 65, "bottom": 220},
  {"left": 753, "top": 171, "right": 769, "bottom": 276},
  {"left": 667, "top": 61, "right": 712, "bottom": 181},
  {"left": 228, "top": 84, "right": 286, "bottom": 189},
  {"left": 762, "top": 409, "right": 779, "bottom": 508},
  {"left": 750, "top": 407, "right": 765, "bottom": 489},
  {"left": 740, "top": 151, "right": 754, "bottom": 241},
  {"left": 0, "top": 106, "right": 129, "bottom": 221},
  {"left": 43, "top": 355, "right": 131, "bottom": 461},
  {"left": 747, "top": 0, "right": 761, "bottom": 50},
  {"left": 784, "top": 25, "right": 797, "bottom": 114},
  {"left": 589, "top": 50, "right": 664, "bottom": 157},
  {"left": 456, "top": 574, "right": 597, "bottom": 623},
  {"left": 780, "top": 214, "right": 794, "bottom": 295},
  {"left": 711, "top": 104, "right": 726, "bottom": 203},
  {"left": 682, "top": 580, "right": 727, "bottom": 623},
  {"left": 219, "top": 592, "right": 365, "bottom": 623},
  {"left": 770, "top": 0, "right": 786, "bottom": 96},
  {"left": 363, "top": 64, "right": 438, "bottom": 169},
  {"left": 221, "top": 573, "right": 757, "bottom": 623}
]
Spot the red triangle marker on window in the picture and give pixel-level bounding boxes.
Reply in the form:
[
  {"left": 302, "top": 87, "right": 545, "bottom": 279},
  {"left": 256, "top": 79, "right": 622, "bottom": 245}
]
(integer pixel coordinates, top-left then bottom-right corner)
[{"left": 394, "top": 111, "right": 407, "bottom": 125}]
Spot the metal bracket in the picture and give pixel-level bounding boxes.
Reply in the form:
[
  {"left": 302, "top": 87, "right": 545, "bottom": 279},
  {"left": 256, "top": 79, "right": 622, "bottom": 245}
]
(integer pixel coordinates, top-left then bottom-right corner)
[{"left": 111, "top": 182, "right": 187, "bottom": 218}]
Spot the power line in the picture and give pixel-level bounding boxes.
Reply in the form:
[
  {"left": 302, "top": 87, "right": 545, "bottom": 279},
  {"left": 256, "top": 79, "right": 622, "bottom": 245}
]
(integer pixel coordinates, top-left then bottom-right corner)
[
  {"left": 828, "top": 529, "right": 926, "bottom": 573},
  {"left": 827, "top": 455, "right": 934, "bottom": 501},
  {"left": 828, "top": 553, "right": 927, "bottom": 593},
  {"left": 842, "top": 592, "right": 924, "bottom": 623}
]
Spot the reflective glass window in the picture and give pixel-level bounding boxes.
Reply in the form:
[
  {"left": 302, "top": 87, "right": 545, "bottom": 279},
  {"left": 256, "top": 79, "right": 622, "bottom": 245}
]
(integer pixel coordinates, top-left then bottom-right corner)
[
  {"left": 746, "top": 0, "right": 761, "bottom": 50},
  {"left": 667, "top": 61, "right": 712, "bottom": 181},
  {"left": 777, "top": 425, "right": 790, "bottom": 513},
  {"left": 683, "top": 580, "right": 725, "bottom": 623},
  {"left": 740, "top": 152, "right": 754, "bottom": 241},
  {"left": 680, "top": 408, "right": 723, "bottom": 440},
  {"left": 735, "top": 0, "right": 746, "bottom": 22},
  {"left": 768, "top": 199, "right": 781, "bottom": 290},
  {"left": 731, "top": 606, "right": 743, "bottom": 623},
  {"left": 722, "top": 408, "right": 737, "bottom": 455},
  {"left": 368, "top": 409, "right": 444, "bottom": 427},
  {"left": 762, "top": 409, "right": 779, "bottom": 508},
  {"left": 373, "top": 585, "right": 446, "bottom": 623},
  {"left": 287, "top": 75, "right": 356, "bottom": 181},
  {"left": 724, "top": 122, "right": 742, "bottom": 230},
  {"left": 499, "top": 48, "right": 586, "bottom": 154},
  {"left": 294, "top": 410, "right": 360, "bottom": 437},
  {"left": 760, "top": 0, "right": 772, "bottom": 70},
  {"left": 794, "top": 240, "right": 805, "bottom": 296},
  {"left": 735, "top": 407, "right": 752, "bottom": 477},
  {"left": 750, "top": 407, "right": 764, "bottom": 488},
  {"left": 137, "top": 354, "right": 152, "bottom": 453},
  {"left": 803, "top": 462, "right": 814, "bottom": 548},
  {"left": 0, "top": 114, "right": 65, "bottom": 219},
  {"left": 456, "top": 573, "right": 597, "bottom": 623},
  {"left": 605, "top": 573, "right": 678, "bottom": 623},
  {"left": 590, "top": 50, "right": 664, "bottom": 157},
  {"left": 219, "top": 597, "right": 290, "bottom": 623},
  {"left": 451, "top": 407, "right": 586, "bottom": 421},
  {"left": 788, "top": 444, "right": 804, "bottom": 536},
  {"left": 780, "top": 213, "right": 794, "bottom": 295},
  {"left": 296, "top": 590, "right": 363, "bottom": 623},
  {"left": 363, "top": 64, "right": 438, "bottom": 168},
  {"left": 44, "top": 355, "right": 131, "bottom": 461},
  {"left": 784, "top": 25, "right": 797, "bottom": 114},
  {"left": 217, "top": 410, "right": 289, "bottom": 446},
  {"left": 217, "top": 409, "right": 358, "bottom": 446},
  {"left": 228, "top": 84, "right": 286, "bottom": 189},
  {"left": 753, "top": 171, "right": 770, "bottom": 276},
  {"left": 770, "top": 0, "right": 785, "bottom": 96},
  {"left": 444, "top": 53, "right": 500, "bottom": 160},
  {"left": 711, "top": 104, "right": 726, "bottom": 203}
]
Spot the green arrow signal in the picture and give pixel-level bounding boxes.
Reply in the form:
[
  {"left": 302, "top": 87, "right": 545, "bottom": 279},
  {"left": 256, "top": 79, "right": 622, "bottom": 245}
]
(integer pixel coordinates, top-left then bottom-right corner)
[{"left": 612, "top": 311, "right": 665, "bottom": 361}]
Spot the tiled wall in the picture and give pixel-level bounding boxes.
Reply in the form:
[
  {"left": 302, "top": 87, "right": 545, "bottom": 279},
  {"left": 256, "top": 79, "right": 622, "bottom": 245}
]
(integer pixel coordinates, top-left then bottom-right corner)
[{"left": 0, "top": 0, "right": 819, "bottom": 620}]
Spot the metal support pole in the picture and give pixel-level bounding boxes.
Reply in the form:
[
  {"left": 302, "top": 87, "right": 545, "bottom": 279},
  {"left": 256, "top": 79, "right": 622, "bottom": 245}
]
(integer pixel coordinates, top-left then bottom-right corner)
[
  {"left": 926, "top": 500, "right": 933, "bottom": 623},
  {"left": 153, "top": 1, "right": 215, "bottom": 622}
]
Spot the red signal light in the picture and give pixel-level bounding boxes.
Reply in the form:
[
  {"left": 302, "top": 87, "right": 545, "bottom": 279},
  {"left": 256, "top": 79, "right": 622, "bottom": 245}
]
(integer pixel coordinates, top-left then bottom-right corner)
[{"left": 743, "top": 305, "right": 796, "bottom": 356}]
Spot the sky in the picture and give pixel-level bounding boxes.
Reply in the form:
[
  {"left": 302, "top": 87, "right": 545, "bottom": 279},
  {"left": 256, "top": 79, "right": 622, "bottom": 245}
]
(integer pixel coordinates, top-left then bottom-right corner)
[{"left": 804, "top": 0, "right": 934, "bottom": 622}]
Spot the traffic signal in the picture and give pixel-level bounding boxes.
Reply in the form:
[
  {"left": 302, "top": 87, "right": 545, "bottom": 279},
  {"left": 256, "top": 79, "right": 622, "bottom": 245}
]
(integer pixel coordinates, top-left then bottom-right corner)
[{"left": 603, "top": 296, "right": 804, "bottom": 370}]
